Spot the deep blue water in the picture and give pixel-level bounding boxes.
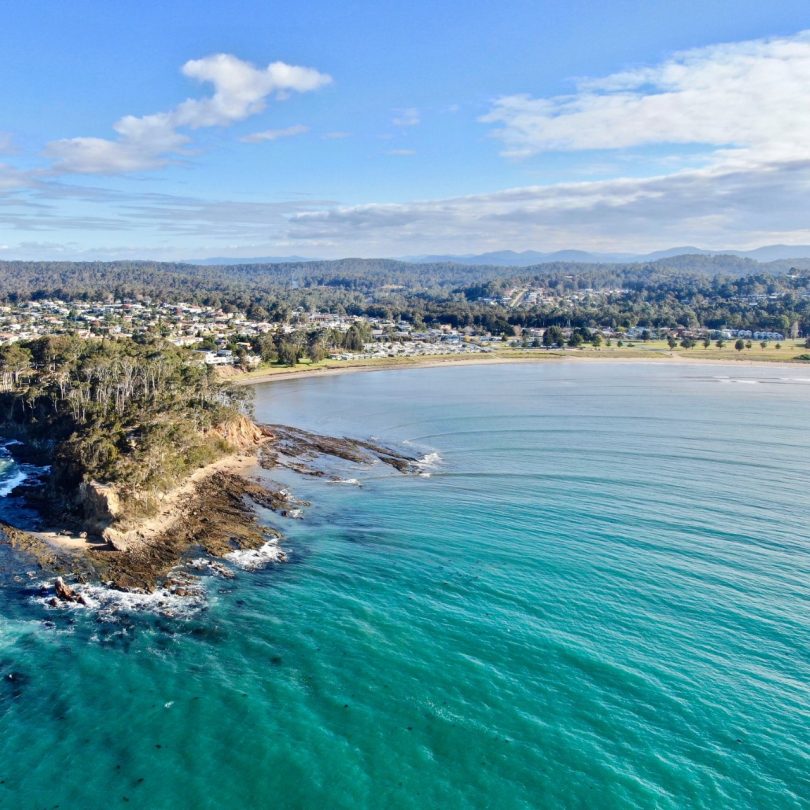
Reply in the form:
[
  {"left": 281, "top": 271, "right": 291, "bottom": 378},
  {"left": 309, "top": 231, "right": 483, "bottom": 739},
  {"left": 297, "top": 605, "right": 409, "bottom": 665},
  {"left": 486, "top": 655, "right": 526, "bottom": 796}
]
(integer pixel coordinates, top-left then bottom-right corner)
[{"left": 0, "top": 362, "right": 808, "bottom": 809}]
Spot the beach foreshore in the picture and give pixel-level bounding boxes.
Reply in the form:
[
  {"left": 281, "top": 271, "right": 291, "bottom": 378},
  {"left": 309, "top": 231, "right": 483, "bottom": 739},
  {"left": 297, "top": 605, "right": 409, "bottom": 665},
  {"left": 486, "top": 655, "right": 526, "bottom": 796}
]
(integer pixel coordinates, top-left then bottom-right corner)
[{"left": 233, "top": 349, "right": 810, "bottom": 386}]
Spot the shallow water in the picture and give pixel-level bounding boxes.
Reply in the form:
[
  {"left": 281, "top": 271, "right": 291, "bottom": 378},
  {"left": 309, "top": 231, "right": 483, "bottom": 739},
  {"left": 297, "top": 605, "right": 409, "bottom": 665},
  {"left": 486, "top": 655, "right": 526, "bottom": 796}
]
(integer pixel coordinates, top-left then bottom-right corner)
[{"left": 0, "top": 362, "right": 808, "bottom": 809}]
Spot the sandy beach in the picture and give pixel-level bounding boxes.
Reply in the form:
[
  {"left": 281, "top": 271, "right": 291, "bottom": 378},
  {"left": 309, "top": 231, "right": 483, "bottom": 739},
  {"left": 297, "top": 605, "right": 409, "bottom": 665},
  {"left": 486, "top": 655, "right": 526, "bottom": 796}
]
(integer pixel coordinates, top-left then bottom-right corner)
[{"left": 234, "top": 350, "right": 810, "bottom": 387}]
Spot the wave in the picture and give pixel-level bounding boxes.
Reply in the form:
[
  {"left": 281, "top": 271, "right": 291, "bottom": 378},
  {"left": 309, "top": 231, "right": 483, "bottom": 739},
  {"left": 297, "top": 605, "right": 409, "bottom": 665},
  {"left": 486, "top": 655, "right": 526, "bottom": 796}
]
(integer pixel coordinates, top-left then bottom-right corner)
[
  {"left": 415, "top": 451, "right": 443, "bottom": 477},
  {"left": 33, "top": 579, "right": 207, "bottom": 622},
  {"left": 0, "top": 468, "right": 28, "bottom": 497},
  {"left": 225, "top": 539, "right": 287, "bottom": 570}
]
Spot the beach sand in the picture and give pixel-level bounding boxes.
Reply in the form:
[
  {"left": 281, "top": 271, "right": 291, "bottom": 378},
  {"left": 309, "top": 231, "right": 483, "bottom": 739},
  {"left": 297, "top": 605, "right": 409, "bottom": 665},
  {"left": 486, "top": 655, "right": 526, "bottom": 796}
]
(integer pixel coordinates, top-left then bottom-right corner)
[{"left": 235, "top": 350, "right": 809, "bottom": 386}]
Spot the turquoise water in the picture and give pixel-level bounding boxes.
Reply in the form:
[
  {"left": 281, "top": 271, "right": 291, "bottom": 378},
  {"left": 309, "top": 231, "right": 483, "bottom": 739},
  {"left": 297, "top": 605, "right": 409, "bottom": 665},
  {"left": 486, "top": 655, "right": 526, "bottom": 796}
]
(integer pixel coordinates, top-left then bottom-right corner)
[{"left": 0, "top": 362, "right": 808, "bottom": 809}]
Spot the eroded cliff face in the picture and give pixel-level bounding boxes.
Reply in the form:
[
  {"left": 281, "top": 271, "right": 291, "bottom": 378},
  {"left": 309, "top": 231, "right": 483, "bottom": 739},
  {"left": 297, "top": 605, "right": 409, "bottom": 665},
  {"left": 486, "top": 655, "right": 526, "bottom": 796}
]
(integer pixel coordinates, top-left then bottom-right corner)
[
  {"left": 211, "top": 412, "right": 269, "bottom": 451},
  {"left": 76, "top": 480, "right": 121, "bottom": 535},
  {"left": 3, "top": 412, "right": 270, "bottom": 548},
  {"left": 76, "top": 414, "right": 271, "bottom": 550}
]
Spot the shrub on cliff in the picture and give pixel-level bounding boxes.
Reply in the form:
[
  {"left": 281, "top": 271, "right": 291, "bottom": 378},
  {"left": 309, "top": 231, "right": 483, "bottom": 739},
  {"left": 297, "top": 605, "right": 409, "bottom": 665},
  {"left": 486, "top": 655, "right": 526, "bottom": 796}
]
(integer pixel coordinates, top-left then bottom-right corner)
[{"left": 0, "top": 335, "right": 252, "bottom": 501}]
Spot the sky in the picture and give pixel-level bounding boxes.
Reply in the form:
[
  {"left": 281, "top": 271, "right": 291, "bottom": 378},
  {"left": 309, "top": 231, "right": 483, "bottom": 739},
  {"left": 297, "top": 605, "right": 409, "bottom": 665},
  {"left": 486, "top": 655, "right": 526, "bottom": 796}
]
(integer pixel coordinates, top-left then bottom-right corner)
[{"left": 2, "top": 0, "right": 810, "bottom": 261}]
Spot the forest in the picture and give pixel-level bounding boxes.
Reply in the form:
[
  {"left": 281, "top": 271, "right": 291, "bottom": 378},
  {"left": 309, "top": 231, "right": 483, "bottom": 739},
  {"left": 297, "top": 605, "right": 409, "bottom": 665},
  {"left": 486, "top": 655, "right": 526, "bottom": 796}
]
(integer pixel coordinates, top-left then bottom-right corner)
[
  {"left": 0, "top": 335, "right": 250, "bottom": 503},
  {"left": 0, "top": 255, "right": 809, "bottom": 335}
]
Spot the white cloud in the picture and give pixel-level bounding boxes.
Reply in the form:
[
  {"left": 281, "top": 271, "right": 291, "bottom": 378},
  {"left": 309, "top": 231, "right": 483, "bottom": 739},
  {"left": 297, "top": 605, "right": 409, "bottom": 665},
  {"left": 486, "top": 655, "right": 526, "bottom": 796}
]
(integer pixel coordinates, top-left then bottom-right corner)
[
  {"left": 322, "top": 131, "right": 350, "bottom": 140},
  {"left": 0, "top": 163, "right": 37, "bottom": 190},
  {"left": 46, "top": 54, "right": 331, "bottom": 173},
  {"left": 241, "top": 124, "right": 310, "bottom": 143},
  {"left": 386, "top": 148, "right": 416, "bottom": 156},
  {"left": 286, "top": 158, "right": 810, "bottom": 253},
  {"left": 8, "top": 31, "right": 810, "bottom": 256},
  {"left": 392, "top": 107, "right": 420, "bottom": 127},
  {"left": 482, "top": 30, "right": 810, "bottom": 163},
  {"left": 5, "top": 156, "right": 810, "bottom": 256}
]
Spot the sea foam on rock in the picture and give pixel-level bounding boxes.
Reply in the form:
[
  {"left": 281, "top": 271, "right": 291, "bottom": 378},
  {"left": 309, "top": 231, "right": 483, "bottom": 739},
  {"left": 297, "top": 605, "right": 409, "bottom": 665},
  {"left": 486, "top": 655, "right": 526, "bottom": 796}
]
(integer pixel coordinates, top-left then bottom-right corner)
[{"left": 225, "top": 540, "right": 287, "bottom": 570}]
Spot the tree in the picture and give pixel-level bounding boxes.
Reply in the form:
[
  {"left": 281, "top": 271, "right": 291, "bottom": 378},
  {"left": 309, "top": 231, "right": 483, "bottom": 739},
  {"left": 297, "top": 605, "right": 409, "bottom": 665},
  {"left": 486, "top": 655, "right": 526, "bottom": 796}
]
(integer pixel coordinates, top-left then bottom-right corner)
[
  {"left": 343, "top": 324, "right": 367, "bottom": 351},
  {"left": 716, "top": 339, "right": 725, "bottom": 349},
  {"left": 667, "top": 336, "right": 678, "bottom": 349},
  {"left": 234, "top": 346, "right": 250, "bottom": 371},
  {"left": 307, "top": 335, "right": 327, "bottom": 363},
  {"left": 591, "top": 334, "right": 602, "bottom": 348},
  {"left": 745, "top": 340, "right": 752, "bottom": 350},
  {"left": 680, "top": 337, "right": 695, "bottom": 349},
  {"left": 760, "top": 341, "right": 767, "bottom": 350},
  {"left": 256, "top": 334, "right": 277, "bottom": 363},
  {"left": 703, "top": 338, "right": 711, "bottom": 349},
  {"left": 542, "top": 326, "right": 564, "bottom": 347},
  {"left": 734, "top": 339, "right": 745, "bottom": 352},
  {"left": 278, "top": 341, "right": 302, "bottom": 366},
  {"left": 0, "top": 343, "right": 33, "bottom": 390}
]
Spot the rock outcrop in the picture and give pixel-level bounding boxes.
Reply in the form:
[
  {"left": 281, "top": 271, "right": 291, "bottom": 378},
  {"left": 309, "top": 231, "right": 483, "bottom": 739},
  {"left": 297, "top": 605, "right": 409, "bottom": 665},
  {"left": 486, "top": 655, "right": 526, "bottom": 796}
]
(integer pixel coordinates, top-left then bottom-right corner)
[
  {"left": 54, "top": 576, "right": 87, "bottom": 605},
  {"left": 78, "top": 480, "right": 121, "bottom": 533}
]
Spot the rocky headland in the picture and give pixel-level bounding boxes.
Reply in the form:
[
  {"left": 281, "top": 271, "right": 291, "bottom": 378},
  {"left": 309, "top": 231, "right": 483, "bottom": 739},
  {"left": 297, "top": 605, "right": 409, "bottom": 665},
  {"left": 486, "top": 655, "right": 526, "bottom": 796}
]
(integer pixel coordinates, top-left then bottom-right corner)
[{"left": 0, "top": 418, "right": 422, "bottom": 600}]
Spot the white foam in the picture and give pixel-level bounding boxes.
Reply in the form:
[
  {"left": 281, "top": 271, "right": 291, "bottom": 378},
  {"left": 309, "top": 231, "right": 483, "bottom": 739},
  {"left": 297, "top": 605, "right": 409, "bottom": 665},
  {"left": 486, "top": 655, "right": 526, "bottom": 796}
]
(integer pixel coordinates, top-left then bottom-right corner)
[
  {"left": 330, "top": 478, "right": 360, "bottom": 486},
  {"left": 187, "top": 558, "right": 235, "bottom": 578},
  {"left": 416, "top": 451, "right": 442, "bottom": 469},
  {"left": 34, "top": 580, "right": 207, "bottom": 621},
  {"left": 225, "top": 540, "right": 287, "bottom": 570},
  {"left": 0, "top": 468, "right": 28, "bottom": 497}
]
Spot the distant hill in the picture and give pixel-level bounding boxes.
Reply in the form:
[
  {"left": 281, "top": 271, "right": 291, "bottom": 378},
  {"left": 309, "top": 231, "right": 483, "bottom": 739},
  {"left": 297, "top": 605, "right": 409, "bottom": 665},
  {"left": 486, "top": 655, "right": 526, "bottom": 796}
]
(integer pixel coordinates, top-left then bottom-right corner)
[
  {"left": 189, "top": 255, "right": 313, "bottom": 265},
  {"left": 731, "top": 244, "right": 810, "bottom": 262},
  {"left": 403, "top": 245, "right": 810, "bottom": 267},
  {"left": 401, "top": 249, "right": 632, "bottom": 265},
  {"left": 188, "top": 245, "right": 810, "bottom": 268}
]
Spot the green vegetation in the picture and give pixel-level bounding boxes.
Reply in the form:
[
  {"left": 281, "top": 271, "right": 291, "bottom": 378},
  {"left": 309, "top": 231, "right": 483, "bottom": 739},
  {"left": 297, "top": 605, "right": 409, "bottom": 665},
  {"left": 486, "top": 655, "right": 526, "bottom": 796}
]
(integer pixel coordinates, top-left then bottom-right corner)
[
  {"left": 0, "top": 335, "right": 250, "bottom": 504},
  {"left": 0, "top": 257, "right": 809, "bottom": 337}
]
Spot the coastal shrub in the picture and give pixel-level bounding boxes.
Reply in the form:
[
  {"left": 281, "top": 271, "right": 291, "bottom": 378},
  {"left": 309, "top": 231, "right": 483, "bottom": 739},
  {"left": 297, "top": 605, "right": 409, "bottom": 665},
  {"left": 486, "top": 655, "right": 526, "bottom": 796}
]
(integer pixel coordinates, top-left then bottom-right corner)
[{"left": 0, "top": 335, "right": 250, "bottom": 505}]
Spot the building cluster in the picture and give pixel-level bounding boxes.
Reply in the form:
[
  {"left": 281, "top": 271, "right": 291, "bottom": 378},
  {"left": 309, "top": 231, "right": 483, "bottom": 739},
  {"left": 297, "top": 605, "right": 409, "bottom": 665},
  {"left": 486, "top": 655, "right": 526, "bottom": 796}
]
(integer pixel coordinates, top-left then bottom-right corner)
[
  {"left": 0, "top": 299, "right": 496, "bottom": 366},
  {"left": 0, "top": 299, "right": 276, "bottom": 346},
  {"left": 0, "top": 298, "right": 794, "bottom": 365},
  {"left": 479, "top": 285, "right": 627, "bottom": 309}
]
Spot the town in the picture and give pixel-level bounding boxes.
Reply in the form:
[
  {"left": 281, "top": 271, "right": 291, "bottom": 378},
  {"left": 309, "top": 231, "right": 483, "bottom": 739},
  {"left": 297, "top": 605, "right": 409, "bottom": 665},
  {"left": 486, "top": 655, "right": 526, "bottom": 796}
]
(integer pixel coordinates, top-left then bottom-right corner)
[{"left": 0, "top": 296, "right": 795, "bottom": 369}]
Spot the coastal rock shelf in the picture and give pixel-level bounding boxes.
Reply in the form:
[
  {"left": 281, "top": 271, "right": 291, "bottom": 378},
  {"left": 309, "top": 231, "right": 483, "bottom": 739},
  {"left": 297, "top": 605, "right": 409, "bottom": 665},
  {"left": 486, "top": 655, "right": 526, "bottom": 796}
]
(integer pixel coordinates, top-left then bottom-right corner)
[
  {"left": 262, "top": 424, "right": 422, "bottom": 476},
  {"left": 0, "top": 421, "right": 423, "bottom": 612}
]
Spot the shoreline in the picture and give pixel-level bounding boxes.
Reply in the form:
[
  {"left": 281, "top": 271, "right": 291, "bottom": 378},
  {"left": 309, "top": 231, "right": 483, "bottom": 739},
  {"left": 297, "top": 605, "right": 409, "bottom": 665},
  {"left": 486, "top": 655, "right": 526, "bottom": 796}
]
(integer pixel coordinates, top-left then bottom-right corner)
[
  {"left": 0, "top": 423, "right": 424, "bottom": 596},
  {"left": 234, "top": 350, "right": 810, "bottom": 386}
]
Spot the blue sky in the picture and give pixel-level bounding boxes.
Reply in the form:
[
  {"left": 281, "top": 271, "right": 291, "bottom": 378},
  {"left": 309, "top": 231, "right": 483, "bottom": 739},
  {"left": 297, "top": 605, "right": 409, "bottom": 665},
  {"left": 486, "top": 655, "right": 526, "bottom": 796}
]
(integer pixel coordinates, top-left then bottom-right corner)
[{"left": 2, "top": 0, "right": 810, "bottom": 259}]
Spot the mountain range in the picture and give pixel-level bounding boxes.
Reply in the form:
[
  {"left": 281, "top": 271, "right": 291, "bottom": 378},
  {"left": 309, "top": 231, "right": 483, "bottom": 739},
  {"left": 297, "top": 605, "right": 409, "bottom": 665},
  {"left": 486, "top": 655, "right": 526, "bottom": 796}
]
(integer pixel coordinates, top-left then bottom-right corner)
[
  {"left": 400, "top": 245, "right": 810, "bottom": 266},
  {"left": 190, "top": 245, "right": 810, "bottom": 267}
]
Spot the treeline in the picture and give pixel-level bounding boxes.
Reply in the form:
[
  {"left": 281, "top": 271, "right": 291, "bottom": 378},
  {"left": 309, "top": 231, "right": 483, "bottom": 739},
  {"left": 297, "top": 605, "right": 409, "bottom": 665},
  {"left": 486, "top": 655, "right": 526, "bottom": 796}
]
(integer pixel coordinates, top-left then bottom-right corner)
[
  {"left": 0, "top": 255, "right": 802, "bottom": 305},
  {"left": 0, "top": 336, "right": 249, "bottom": 499},
  {"left": 0, "top": 257, "right": 809, "bottom": 335}
]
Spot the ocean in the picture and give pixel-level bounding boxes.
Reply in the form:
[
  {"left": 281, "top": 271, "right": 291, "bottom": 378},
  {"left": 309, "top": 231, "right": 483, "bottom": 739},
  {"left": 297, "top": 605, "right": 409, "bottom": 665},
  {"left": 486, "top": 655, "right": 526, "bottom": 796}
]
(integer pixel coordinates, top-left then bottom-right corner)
[{"left": 0, "top": 362, "right": 808, "bottom": 809}]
